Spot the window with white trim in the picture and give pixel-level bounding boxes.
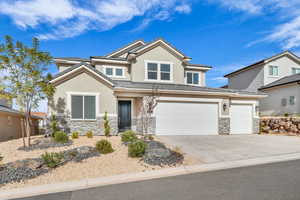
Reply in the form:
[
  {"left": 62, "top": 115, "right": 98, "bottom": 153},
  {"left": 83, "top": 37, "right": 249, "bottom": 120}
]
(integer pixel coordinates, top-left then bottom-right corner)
[
  {"left": 269, "top": 65, "right": 279, "bottom": 76},
  {"left": 186, "top": 71, "right": 200, "bottom": 85},
  {"left": 290, "top": 96, "right": 295, "bottom": 105},
  {"left": 71, "top": 95, "right": 96, "bottom": 120},
  {"left": 145, "top": 61, "right": 172, "bottom": 81},
  {"left": 104, "top": 66, "right": 125, "bottom": 78},
  {"left": 292, "top": 68, "right": 300, "bottom": 74}
]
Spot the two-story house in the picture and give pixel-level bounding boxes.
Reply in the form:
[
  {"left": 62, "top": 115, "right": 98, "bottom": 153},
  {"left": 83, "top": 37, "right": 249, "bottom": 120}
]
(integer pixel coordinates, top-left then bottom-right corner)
[
  {"left": 224, "top": 51, "right": 300, "bottom": 116},
  {"left": 49, "top": 38, "right": 265, "bottom": 135}
]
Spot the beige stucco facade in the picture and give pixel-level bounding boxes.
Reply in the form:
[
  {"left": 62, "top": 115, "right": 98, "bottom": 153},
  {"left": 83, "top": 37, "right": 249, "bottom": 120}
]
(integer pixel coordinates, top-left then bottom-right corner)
[
  {"left": 0, "top": 112, "right": 39, "bottom": 142},
  {"left": 49, "top": 72, "right": 117, "bottom": 116},
  {"left": 260, "top": 83, "right": 300, "bottom": 116}
]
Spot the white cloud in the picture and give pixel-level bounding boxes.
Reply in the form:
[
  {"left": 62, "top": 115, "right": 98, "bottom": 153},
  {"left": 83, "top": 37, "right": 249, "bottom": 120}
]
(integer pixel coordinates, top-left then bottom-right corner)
[
  {"left": 0, "top": 0, "right": 192, "bottom": 40},
  {"left": 210, "top": 0, "right": 300, "bottom": 49},
  {"left": 175, "top": 4, "right": 191, "bottom": 14}
]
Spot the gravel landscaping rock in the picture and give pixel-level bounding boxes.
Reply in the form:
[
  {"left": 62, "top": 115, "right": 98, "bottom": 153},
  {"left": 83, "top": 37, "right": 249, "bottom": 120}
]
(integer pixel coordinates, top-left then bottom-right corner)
[
  {"left": 0, "top": 146, "right": 99, "bottom": 185},
  {"left": 18, "top": 138, "right": 73, "bottom": 151},
  {"left": 143, "top": 141, "right": 184, "bottom": 166}
]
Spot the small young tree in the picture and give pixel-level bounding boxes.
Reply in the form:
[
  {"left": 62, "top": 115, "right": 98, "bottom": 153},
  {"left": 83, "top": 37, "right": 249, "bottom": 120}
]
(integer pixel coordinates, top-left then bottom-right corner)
[
  {"left": 0, "top": 35, "right": 55, "bottom": 146},
  {"left": 140, "top": 86, "right": 159, "bottom": 134},
  {"left": 103, "top": 111, "right": 111, "bottom": 137}
]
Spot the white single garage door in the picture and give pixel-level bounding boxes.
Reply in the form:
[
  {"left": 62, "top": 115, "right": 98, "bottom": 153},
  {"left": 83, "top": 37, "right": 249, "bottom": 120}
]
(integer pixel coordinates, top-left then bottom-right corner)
[
  {"left": 155, "top": 101, "right": 218, "bottom": 135},
  {"left": 230, "top": 104, "right": 253, "bottom": 134}
]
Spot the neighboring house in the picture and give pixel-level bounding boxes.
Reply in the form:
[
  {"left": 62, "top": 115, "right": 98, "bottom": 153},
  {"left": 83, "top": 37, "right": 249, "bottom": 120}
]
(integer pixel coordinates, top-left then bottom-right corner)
[
  {"left": 49, "top": 38, "right": 265, "bottom": 136},
  {"left": 224, "top": 51, "right": 300, "bottom": 116},
  {"left": 32, "top": 112, "right": 47, "bottom": 128},
  {"left": 0, "top": 97, "right": 40, "bottom": 142}
]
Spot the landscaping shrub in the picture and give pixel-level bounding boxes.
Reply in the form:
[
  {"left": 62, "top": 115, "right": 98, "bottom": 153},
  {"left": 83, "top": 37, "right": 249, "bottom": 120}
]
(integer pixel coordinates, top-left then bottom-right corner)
[
  {"left": 103, "top": 112, "right": 111, "bottom": 137},
  {"left": 96, "top": 139, "right": 114, "bottom": 154},
  {"left": 86, "top": 131, "right": 93, "bottom": 138},
  {"left": 121, "top": 130, "right": 137, "bottom": 144},
  {"left": 49, "top": 115, "right": 59, "bottom": 135},
  {"left": 71, "top": 132, "right": 79, "bottom": 139},
  {"left": 128, "top": 140, "right": 146, "bottom": 157},
  {"left": 53, "top": 131, "right": 69, "bottom": 143},
  {"left": 41, "top": 152, "right": 64, "bottom": 168}
]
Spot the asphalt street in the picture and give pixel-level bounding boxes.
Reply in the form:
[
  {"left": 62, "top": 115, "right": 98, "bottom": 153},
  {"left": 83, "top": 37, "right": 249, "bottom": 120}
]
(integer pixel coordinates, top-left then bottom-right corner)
[{"left": 16, "top": 159, "right": 300, "bottom": 200}]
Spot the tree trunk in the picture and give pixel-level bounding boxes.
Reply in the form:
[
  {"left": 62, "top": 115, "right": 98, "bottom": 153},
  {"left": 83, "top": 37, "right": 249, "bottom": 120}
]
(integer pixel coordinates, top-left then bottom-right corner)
[
  {"left": 25, "top": 114, "right": 31, "bottom": 146},
  {"left": 21, "top": 118, "right": 26, "bottom": 147}
]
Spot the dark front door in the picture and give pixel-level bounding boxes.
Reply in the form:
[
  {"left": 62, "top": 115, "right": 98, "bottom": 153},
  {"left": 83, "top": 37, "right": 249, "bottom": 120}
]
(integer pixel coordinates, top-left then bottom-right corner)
[{"left": 118, "top": 101, "right": 131, "bottom": 132}]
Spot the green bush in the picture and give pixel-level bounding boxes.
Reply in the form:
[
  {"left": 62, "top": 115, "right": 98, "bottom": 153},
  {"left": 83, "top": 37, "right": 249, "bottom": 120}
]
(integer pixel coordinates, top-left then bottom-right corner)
[
  {"left": 96, "top": 139, "right": 114, "bottom": 154},
  {"left": 121, "top": 130, "right": 137, "bottom": 143},
  {"left": 284, "top": 113, "right": 289, "bottom": 117},
  {"left": 49, "top": 115, "right": 59, "bottom": 135},
  {"left": 71, "top": 132, "right": 79, "bottom": 139},
  {"left": 0, "top": 154, "right": 3, "bottom": 162},
  {"left": 53, "top": 131, "right": 69, "bottom": 143},
  {"left": 128, "top": 140, "right": 146, "bottom": 157},
  {"left": 86, "top": 131, "right": 93, "bottom": 138},
  {"left": 41, "top": 152, "right": 64, "bottom": 168}
]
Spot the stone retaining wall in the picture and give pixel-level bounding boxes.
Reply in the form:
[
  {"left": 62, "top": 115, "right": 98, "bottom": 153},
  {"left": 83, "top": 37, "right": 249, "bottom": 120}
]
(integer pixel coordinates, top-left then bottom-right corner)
[{"left": 261, "top": 117, "right": 300, "bottom": 134}]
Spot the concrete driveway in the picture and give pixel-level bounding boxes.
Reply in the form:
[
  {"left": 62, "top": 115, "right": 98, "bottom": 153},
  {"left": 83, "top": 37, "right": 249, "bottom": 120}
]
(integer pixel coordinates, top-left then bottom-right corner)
[{"left": 158, "top": 135, "right": 300, "bottom": 163}]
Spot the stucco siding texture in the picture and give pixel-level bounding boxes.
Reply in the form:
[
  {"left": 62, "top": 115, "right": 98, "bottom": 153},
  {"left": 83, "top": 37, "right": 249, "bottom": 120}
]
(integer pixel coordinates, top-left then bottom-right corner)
[
  {"left": 0, "top": 112, "right": 39, "bottom": 142},
  {"left": 49, "top": 72, "right": 117, "bottom": 115},
  {"left": 260, "top": 84, "right": 300, "bottom": 116},
  {"left": 264, "top": 56, "right": 300, "bottom": 85},
  {"left": 228, "top": 65, "right": 264, "bottom": 92},
  {"left": 131, "top": 46, "right": 185, "bottom": 84}
]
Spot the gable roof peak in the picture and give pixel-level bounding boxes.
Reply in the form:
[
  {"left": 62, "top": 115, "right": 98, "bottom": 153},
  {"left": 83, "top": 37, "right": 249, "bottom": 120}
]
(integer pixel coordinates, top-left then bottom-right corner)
[{"left": 224, "top": 50, "right": 300, "bottom": 78}]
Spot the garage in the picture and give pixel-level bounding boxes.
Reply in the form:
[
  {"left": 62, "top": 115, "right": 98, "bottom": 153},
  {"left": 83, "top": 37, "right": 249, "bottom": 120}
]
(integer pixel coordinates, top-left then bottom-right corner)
[
  {"left": 154, "top": 101, "right": 219, "bottom": 135},
  {"left": 230, "top": 104, "right": 253, "bottom": 134}
]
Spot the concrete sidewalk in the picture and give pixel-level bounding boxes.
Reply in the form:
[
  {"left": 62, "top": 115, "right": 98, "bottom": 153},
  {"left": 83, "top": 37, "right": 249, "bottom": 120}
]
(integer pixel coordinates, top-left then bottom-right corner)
[{"left": 2, "top": 151, "right": 300, "bottom": 200}]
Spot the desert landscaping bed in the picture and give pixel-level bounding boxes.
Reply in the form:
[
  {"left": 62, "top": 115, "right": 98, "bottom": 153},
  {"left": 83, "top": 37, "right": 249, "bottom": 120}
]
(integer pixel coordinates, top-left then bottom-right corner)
[{"left": 0, "top": 135, "right": 200, "bottom": 191}]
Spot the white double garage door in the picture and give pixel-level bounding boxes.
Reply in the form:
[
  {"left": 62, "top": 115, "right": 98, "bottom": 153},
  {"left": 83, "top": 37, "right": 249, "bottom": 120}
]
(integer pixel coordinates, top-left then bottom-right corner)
[{"left": 154, "top": 101, "right": 253, "bottom": 135}]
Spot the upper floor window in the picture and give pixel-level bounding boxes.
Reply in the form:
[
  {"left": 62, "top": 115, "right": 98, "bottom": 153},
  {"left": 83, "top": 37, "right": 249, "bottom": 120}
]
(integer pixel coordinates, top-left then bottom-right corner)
[
  {"left": 71, "top": 95, "right": 96, "bottom": 120},
  {"left": 145, "top": 61, "right": 172, "bottom": 82},
  {"left": 269, "top": 65, "right": 279, "bottom": 76},
  {"left": 104, "top": 66, "right": 125, "bottom": 78},
  {"left": 186, "top": 71, "right": 200, "bottom": 85},
  {"left": 292, "top": 68, "right": 300, "bottom": 74}
]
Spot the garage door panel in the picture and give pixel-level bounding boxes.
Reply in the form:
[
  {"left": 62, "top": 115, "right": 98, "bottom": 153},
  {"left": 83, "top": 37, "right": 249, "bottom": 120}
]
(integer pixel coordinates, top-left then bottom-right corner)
[
  {"left": 230, "top": 104, "right": 253, "bottom": 134},
  {"left": 155, "top": 102, "right": 218, "bottom": 135}
]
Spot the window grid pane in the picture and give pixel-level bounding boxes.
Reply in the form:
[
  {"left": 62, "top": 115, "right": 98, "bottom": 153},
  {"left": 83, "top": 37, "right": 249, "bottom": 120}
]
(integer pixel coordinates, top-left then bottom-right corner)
[
  {"left": 187, "top": 72, "right": 193, "bottom": 84},
  {"left": 71, "top": 95, "right": 83, "bottom": 119},
  {"left": 147, "top": 63, "right": 158, "bottom": 80},
  {"left": 193, "top": 73, "right": 199, "bottom": 84},
  {"left": 147, "top": 63, "right": 158, "bottom": 71},
  {"left": 161, "top": 72, "right": 170, "bottom": 80},
  {"left": 84, "top": 96, "right": 96, "bottom": 119},
  {"left": 116, "top": 68, "right": 123, "bottom": 76},
  {"left": 160, "top": 64, "right": 170, "bottom": 72},
  {"left": 105, "top": 68, "right": 113, "bottom": 76},
  {"left": 148, "top": 72, "right": 157, "bottom": 80}
]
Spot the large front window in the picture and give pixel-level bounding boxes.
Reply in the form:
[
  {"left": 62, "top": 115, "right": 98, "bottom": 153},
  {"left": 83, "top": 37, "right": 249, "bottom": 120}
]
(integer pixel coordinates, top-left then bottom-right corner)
[
  {"left": 186, "top": 71, "right": 200, "bottom": 85},
  {"left": 71, "top": 95, "right": 96, "bottom": 120},
  {"left": 269, "top": 66, "right": 279, "bottom": 76},
  {"left": 146, "top": 61, "right": 172, "bottom": 81}
]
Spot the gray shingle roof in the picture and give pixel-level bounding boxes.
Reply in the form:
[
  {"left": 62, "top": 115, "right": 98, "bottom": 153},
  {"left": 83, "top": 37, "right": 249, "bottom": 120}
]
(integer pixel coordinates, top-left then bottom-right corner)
[
  {"left": 114, "top": 80, "right": 265, "bottom": 96},
  {"left": 90, "top": 56, "right": 127, "bottom": 61},
  {"left": 51, "top": 62, "right": 114, "bottom": 84},
  {"left": 259, "top": 73, "right": 300, "bottom": 90},
  {"left": 55, "top": 57, "right": 90, "bottom": 62},
  {"left": 0, "top": 106, "right": 41, "bottom": 119}
]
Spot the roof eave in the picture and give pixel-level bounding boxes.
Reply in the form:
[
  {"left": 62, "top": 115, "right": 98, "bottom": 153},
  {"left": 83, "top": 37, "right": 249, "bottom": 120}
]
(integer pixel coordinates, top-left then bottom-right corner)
[{"left": 114, "top": 87, "right": 266, "bottom": 98}]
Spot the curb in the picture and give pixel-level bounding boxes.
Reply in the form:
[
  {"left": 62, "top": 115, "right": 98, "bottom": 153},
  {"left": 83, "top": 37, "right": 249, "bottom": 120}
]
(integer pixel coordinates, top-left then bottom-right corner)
[{"left": 2, "top": 152, "right": 300, "bottom": 199}]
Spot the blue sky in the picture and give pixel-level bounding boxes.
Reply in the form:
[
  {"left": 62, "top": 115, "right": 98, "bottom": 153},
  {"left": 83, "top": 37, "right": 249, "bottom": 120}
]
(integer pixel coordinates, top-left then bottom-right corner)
[{"left": 1, "top": 0, "right": 300, "bottom": 90}]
